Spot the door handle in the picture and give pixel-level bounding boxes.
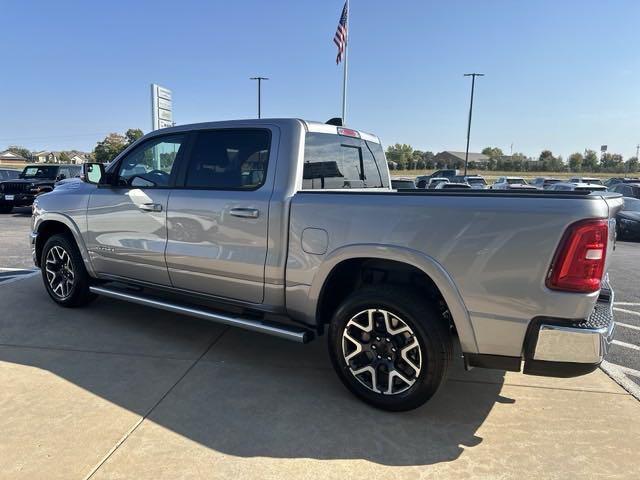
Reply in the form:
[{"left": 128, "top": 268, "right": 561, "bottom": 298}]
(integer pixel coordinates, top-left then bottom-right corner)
[
  {"left": 139, "top": 203, "right": 163, "bottom": 212},
  {"left": 230, "top": 208, "right": 260, "bottom": 219}
]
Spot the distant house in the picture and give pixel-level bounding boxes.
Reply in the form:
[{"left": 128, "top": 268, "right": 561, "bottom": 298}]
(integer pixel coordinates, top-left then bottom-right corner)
[
  {"left": 433, "top": 151, "right": 490, "bottom": 168},
  {"left": 0, "top": 150, "right": 29, "bottom": 165},
  {"left": 32, "top": 150, "right": 90, "bottom": 164},
  {"left": 68, "top": 153, "right": 89, "bottom": 164},
  {"left": 33, "top": 151, "right": 58, "bottom": 163}
]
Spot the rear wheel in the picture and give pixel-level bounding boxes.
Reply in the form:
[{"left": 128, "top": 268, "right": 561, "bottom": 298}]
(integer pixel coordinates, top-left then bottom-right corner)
[
  {"left": 0, "top": 205, "right": 13, "bottom": 214},
  {"left": 41, "top": 234, "right": 96, "bottom": 307},
  {"left": 328, "top": 286, "right": 452, "bottom": 411}
]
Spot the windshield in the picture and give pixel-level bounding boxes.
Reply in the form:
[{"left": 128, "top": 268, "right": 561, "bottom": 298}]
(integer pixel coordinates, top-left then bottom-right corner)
[
  {"left": 20, "top": 166, "right": 58, "bottom": 179},
  {"left": 506, "top": 178, "right": 526, "bottom": 184},
  {"left": 622, "top": 198, "right": 640, "bottom": 211}
]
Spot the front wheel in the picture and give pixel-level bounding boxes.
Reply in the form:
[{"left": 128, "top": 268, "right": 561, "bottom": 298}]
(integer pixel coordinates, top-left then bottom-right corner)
[
  {"left": 328, "top": 286, "right": 452, "bottom": 411},
  {"left": 41, "top": 233, "right": 96, "bottom": 307},
  {"left": 0, "top": 205, "right": 13, "bottom": 214}
]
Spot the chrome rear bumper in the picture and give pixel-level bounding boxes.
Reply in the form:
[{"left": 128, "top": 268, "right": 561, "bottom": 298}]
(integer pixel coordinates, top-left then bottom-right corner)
[{"left": 523, "top": 284, "right": 615, "bottom": 377}]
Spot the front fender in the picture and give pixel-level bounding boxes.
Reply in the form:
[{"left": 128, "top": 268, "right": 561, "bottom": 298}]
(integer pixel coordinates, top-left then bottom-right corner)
[
  {"left": 289, "top": 243, "right": 479, "bottom": 354},
  {"left": 33, "top": 212, "right": 95, "bottom": 276}
]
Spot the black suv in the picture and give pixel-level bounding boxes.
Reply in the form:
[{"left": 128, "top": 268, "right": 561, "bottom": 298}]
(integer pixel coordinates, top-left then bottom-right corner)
[{"left": 0, "top": 164, "right": 81, "bottom": 213}]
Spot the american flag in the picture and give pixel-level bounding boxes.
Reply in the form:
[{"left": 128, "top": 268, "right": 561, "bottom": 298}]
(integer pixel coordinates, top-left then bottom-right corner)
[{"left": 333, "top": 1, "right": 348, "bottom": 64}]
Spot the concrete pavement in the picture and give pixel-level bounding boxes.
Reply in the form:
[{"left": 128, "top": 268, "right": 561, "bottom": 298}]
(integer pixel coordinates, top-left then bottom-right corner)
[{"left": 1, "top": 275, "right": 639, "bottom": 479}]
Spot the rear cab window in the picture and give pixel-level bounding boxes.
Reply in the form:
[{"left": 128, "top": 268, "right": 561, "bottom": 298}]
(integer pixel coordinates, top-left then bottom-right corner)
[{"left": 302, "top": 132, "right": 389, "bottom": 190}]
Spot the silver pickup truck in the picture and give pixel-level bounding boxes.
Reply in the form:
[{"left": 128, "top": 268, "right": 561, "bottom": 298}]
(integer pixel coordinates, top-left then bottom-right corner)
[{"left": 30, "top": 119, "right": 621, "bottom": 411}]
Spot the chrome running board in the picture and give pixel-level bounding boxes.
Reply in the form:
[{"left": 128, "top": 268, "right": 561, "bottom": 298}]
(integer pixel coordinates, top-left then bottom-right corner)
[{"left": 89, "top": 286, "right": 312, "bottom": 343}]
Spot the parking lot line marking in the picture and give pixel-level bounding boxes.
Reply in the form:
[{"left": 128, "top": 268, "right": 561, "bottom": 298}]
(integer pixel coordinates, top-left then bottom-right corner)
[
  {"left": 614, "top": 302, "right": 640, "bottom": 307},
  {"left": 601, "top": 361, "right": 640, "bottom": 400},
  {"left": 617, "top": 321, "right": 640, "bottom": 331},
  {"left": 613, "top": 307, "right": 640, "bottom": 317},
  {"left": 612, "top": 339, "right": 640, "bottom": 351}
]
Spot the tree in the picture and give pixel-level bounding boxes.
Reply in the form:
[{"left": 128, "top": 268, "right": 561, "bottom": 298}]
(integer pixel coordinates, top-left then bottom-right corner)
[
  {"left": 568, "top": 152, "right": 583, "bottom": 172},
  {"left": 582, "top": 150, "right": 599, "bottom": 172},
  {"left": 538, "top": 150, "right": 564, "bottom": 172},
  {"left": 423, "top": 151, "right": 435, "bottom": 169},
  {"left": 125, "top": 128, "right": 143, "bottom": 145},
  {"left": 93, "top": 128, "right": 143, "bottom": 164},
  {"left": 6, "top": 145, "right": 31, "bottom": 160},
  {"left": 625, "top": 156, "right": 639, "bottom": 173},
  {"left": 600, "top": 153, "right": 624, "bottom": 172},
  {"left": 93, "top": 133, "right": 128, "bottom": 163},
  {"left": 385, "top": 144, "right": 413, "bottom": 170},
  {"left": 482, "top": 147, "right": 504, "bottom": 160},
  {"left": 58, "top": 152, "right": 71, "bottom": 163}
]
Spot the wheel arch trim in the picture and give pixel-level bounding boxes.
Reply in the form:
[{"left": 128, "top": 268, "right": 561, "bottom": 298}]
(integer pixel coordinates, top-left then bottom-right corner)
[
  {"left": 34, "top": 213, "right": 96, "bottom": 276},
  {"left": 301, "top": 243, "right": 479, "bottom": 354}
]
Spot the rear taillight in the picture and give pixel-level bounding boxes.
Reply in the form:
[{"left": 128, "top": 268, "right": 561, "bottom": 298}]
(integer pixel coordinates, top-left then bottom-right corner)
[{"left": 546, "top": 219, "right": 608, "bottom": 293}]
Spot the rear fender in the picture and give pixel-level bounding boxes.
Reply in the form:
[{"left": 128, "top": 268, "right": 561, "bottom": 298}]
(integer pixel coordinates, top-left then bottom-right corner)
[{"left": 306, "top": 244, "right": 479, "bottom": 354}]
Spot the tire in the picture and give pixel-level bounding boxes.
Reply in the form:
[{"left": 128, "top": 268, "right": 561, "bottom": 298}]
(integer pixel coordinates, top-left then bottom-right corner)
[
  {"left": 328, "top": 286, "right": 452, "bottom": 411},
  {"left": 0, "top": 205, "right": 13, "bottom": 214},
  {"left": 41, "top": 233, "right": 96, "bottom": 307}
]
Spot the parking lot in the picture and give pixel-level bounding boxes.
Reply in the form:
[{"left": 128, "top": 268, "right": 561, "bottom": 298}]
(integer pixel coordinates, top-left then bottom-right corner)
[{"left": 1, "top": 207, "right": 640, "bottom": 479}]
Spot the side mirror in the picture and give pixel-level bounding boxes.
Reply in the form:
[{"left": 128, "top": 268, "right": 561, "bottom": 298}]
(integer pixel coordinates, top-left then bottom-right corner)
[{"left": 83, "top": 163, "right": 105, "bottom": 184}]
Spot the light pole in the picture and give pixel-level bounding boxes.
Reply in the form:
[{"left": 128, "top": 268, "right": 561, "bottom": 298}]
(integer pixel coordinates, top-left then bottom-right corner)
[
  {"left": 463, "top": 73, "right": 484, "bottom": 176},
  {"left": 250, "top": 76, "right": 269, "bottom": 118}
]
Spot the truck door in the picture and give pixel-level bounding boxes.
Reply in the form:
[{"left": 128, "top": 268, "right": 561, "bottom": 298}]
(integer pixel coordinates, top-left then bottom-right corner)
[
  {"left": 165, "top": 127, "right": 275, "bottom": 304},
  {"left": 86, "top": 133, "right": 187, "bottom": 285}
]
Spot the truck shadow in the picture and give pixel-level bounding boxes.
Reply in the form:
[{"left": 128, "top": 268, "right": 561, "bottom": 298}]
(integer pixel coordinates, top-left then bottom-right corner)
[{"left": 0, "top": 277, "right": 511, "bottom": 467}]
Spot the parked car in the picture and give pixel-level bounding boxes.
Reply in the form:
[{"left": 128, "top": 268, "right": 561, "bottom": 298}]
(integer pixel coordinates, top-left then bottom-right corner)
[
  {"left": 609, "top": 182, "right": 640, "bottom": 199},
  {"left": 416, "top": 169, "right": 459, "bottom": 188},
  {"left": 604, "top": 177, "right": 640, "bottom": 187},
  {"left": 427, "top": 177, "right": 449, "bottom": 189},
  {"left": 569, "top": 177, "right": 604, "bottom": 186},
  {"left": 0, "top": 164, "right": 82, "bottom": 213},
  {"left": 435, "top": 182, "right": 471, "bottom": 189},
  {"left": 529, "top": 177, "right": 563, "bottom": 190},
  {"left": 491, "top": 177, "right": 536, "bottom": 190},
  {"left": 391, "top": 178, "right": 417, "bottom": 189},
  {"left": 547, "top": 182, "right": 608, "bottom": 192},
  {"left": 450, "top": 175, "right": 487, "bottom": 190},
  {"left": 30, "top": 118, "right": 622, "bottom": 411},
  {"left": 616, "top": 197, "right": 640, "bottom": 240},
  {"left": 0, "top": 168, "right": 21, "bottom": 180}
]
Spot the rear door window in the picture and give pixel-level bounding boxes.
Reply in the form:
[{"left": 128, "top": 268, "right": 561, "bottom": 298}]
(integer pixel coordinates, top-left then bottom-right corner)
[{"left": 303, "top": 132, "right": 386, "bottom": 189}]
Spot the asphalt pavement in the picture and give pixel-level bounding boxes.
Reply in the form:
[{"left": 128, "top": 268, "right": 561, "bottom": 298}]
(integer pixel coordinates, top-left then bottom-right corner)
[{"left": 602, "top": 240, "right": 640, "bottom": 399}]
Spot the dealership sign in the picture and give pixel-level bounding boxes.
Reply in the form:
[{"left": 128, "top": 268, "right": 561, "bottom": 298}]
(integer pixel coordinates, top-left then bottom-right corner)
[{"left": 151, "top": 84, "right": 173, "bottom": 130}]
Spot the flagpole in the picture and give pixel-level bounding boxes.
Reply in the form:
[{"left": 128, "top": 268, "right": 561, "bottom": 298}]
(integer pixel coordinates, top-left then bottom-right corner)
[{"left": 341, "top": 0, "right": 349, "bottom": 125}]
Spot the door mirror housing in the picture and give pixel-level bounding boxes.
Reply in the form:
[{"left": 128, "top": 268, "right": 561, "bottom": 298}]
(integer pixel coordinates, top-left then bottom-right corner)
[{"left": 83, "top": 163, "right": 105, "bottom": 184}]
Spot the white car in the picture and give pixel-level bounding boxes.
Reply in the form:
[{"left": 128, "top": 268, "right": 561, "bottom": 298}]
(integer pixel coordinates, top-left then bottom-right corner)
[
  {"left": 427, "top": 177, "right": 450, "bottom": 189},
  {"left": 491, "top": 177, "right": 536, "bottom": 190},
  {"left": 569, "top": 177, "right": 604, "bottom": 186},
  {"left": 547, "top": 182, "right": 608, "bottom": 192},
  {"left": 435, "top": 182, "right": 471, "bottom": 189}
]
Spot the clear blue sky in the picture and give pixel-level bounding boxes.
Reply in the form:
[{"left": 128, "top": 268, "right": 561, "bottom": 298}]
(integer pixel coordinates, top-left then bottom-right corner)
[{"left": 1, "top": 0, "right": 638, "bottom": 159}]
